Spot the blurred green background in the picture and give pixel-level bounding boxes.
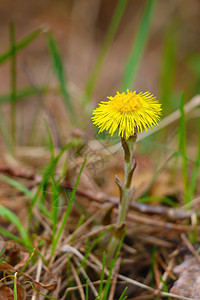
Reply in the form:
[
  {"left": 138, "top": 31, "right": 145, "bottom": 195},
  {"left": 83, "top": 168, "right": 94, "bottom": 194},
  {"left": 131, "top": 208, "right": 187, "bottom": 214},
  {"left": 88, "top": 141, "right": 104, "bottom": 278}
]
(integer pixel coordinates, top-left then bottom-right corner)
[{"left": 0, "top": 0, "right": 200, "bottom": 149}]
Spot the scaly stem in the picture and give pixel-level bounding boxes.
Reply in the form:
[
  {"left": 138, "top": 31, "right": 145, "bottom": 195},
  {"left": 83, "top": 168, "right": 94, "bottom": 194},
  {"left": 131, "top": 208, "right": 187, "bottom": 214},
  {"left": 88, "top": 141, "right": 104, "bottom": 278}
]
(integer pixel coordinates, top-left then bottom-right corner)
[
  {"left": 117, "top": 135, "right": 135, "bottom": 226},
  {"left": 106, "top": 133, "right": 137, "bottom": 264}
]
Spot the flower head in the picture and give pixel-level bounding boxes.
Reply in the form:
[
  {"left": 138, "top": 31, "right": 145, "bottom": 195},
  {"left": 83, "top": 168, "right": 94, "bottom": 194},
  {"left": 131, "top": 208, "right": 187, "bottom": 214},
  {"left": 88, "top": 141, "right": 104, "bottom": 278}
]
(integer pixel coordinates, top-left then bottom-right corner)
[{"left": 92, "top": 89, "right": 162, "bottom": 139}]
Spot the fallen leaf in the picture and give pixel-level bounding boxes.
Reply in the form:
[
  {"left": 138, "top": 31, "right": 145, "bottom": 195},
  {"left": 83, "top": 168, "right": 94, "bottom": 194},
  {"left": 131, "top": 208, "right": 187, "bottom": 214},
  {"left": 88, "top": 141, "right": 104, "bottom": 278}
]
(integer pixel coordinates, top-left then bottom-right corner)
[
  {"left": 0, "top": 261, "right": 15, "bottom": 272},
  {"left": 17, "top": 283, "right": 26, "bottom": 300},
  {"left": 34, "top": 281, "right": 57, "bottom": 291},
  {"left": 170, "top": 255, "right": 200, "bottom": 298},
  {"left": 0, "top": 286, "right": 14, "bottom": 300},
  {"left": 3, "top": 241, "right": 21, "bottom": 266}
]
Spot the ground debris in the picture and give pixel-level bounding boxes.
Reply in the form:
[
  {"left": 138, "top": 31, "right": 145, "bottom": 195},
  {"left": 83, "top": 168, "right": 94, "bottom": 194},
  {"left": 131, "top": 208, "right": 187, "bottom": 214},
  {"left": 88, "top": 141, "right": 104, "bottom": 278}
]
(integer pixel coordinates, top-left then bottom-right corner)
[{"left": 170, "top": 255, "right": 200, "bottom": 299}]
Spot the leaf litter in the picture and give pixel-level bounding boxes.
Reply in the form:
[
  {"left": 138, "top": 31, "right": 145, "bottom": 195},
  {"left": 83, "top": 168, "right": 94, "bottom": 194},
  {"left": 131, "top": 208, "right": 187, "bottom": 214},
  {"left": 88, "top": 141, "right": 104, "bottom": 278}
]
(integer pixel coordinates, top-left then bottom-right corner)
[{"left": 0, "top": 139, "right": 199, "bottom": 300}]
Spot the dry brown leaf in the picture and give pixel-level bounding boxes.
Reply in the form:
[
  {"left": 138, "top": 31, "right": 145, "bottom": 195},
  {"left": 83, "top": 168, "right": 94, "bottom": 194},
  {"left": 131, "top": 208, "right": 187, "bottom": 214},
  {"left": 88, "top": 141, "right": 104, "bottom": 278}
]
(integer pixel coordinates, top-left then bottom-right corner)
[
  {"left": 0, "top": 284, "right": 25, "bottom": 300},
  {"left": 0, "top": 286, "right": 14, "bottom": 300},
  {"left": 170, "top": 255, "right": 200, "bottom": 298},
  {"left": 34, "top": 281, "right": 57, "bottom": 291},
  {"left": 0, "top": 261, "right": 15, "bottom": 272},
  {"left": 16, "top": 283, "right": 26, "bottom": 300},
  {"left": 3, "top": 241, "right": 21, "bottom": 266}
]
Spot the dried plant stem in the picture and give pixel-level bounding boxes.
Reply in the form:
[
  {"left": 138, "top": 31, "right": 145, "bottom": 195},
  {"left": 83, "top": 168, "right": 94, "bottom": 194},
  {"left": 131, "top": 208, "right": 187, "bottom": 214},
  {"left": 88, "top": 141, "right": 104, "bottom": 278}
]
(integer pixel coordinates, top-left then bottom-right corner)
[{"left": 106, "top": 134, "right": 137, "bottom": 264}]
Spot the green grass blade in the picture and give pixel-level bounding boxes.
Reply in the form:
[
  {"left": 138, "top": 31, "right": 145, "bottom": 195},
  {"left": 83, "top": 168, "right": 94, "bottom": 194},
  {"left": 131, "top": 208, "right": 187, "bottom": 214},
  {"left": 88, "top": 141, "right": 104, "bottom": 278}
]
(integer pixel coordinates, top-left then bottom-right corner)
[
  {"left": 0, "top": 227, "right": 23, "bottom": 244},
  {"left": 51, "top": 177, "right": 60, "bottom": 243},
  {"left": 51, "top": 156, "right": 87, "bottom": 255},
  {"left": 47, "top": 33, "right": 74, "bottom": 115},
  {"left": 102, "top": 232, "right": 125, "bottom": 300},
  {"left": 85, "top": 278, "right": 89, "bottom": 300},
  {"left": 27, "top": 281, "right": 58, "bottom": 299},
  {"left": 0, "top": 108, "right": 13, "bottom": 153},
  {"left": 0, "top": 247, "right": 4, "bottom": 255},
  {"left": 160, "top": 277, "right": 170, "bottom": 300},
  {"left": 10, "top": 22, "right": 17, "bottom": 146},
  {"left": 0, "top": 174, "right": 35, "bottom": 200},
  {"left": 30, "top": 142, "right": 71, "bottom": 216},
  {"left": 138, "top": 196, "right": 177, "bottom": 207},
  {"left": 186, "top": 117, "right": 200, "bottom": 203},
  {"left": 83, "top": 0, "right": 128, "bottom": 104},
  {"left": 18, "top": 249, "right": 35, "bottom": 278},
  {"left": 0, "top": 174, "right": 51, "bottom": 220},
  {"left": 45, "top": 120, "right": 54, "bottom": 159},
  {"left": 179, "top": 92, "right": 188, "bottom": 201},
  {"left": 119, "top": 287, "right": 128, "bottom": 300},
  {"left": 0, "top": 27, "right": 44, "bottom": 65},
  {"left": 121, "top": 0, "right": 156, "bottom": 90},
  {"left": 81, "top": 227, "right": 112, "bottom": 273},
  {"left": 14, "top": 272, "right": 17, "bottom": 300},
  {"left": 0, "top": 86, "right": 46, "bottom": 104},
  {"left": 0, "top": 205, "right": 32, "bottom": 247}
]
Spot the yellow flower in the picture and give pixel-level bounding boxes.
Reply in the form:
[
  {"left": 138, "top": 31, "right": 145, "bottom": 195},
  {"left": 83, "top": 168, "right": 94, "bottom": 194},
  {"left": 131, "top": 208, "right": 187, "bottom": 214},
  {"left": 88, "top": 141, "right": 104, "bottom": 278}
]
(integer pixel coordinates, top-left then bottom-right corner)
[{"left": 92, "top": 89, "right": 162, "bottom": 139}]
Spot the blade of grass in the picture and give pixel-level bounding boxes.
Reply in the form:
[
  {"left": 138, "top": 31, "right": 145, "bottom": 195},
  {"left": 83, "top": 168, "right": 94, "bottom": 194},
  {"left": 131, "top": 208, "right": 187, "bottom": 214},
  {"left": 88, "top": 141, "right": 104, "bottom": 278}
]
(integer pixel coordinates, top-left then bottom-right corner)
[
  {"left": 18, "top": 248, "right": 35, "bottom": 278},
  {"left": 160, "top": 277, "right": 170, "bottom": 300},
  {"left": 0, "top": 108, "right": 13, "bottom": 152},
  {"left": 0, "top": 174, "right": 51, "bottom": 220},
  {"left": 10, "top": 22, "right": 17, "bottom": 146},
  {"left": 83, "top": 0, "right": 128, "bottom": 104},
  {"left": 0, "top": 205, "right": 32, "bottom": 247},
  {"left": 0, "top": 27, "right": 45, "bottom": 65},
  {"left": 27, "top": 281, "right": 58, "bottom": 300},
  {"left": 85, "top": 278, "right": 89, "bottom": 300},
  {"left": 80, "top": 227, "right": 112, "bottom": 273},
  {"left": 102, "top": 232, "right": 125, "bottom": 300},
  {"left": 0, "top": 247, "right": 4, "bottom": 264},
  {"left": 119, "top": 287, "right": 128, "bottom": 300},
  {"left": 43, "top": 121, "right": 56, "bottom": 224},
  {"left": 138, "top": 196, "right": 177, "bottom": 207},
  {"left": 45, "top": 120, "right": 54, "bottom": 159},
  {"left": 0, "top": 174, "right": 34, "bottom": 199},
  {"left": 51, "top": 177, "right": 60, "bottom": 244},
  {"left": 179, "top": 92, "right": 188, "bottom": 202},
  {"left": 121, "top": 0, "right": 156, "bottom": 90},
  {"left": 47, "top": 33, "right": 74, "bottom": 115},
  {"left": 14, "top": 272, "right": 17, "bottom": 300},
  {"left": 95, "top": 252, "right": 105, "bottom": 300},
  {"left": 0, "top": 86, "right": 46, "bottom": 104},
  {"left": 29, "top": 142, "right": 71, "bottom": 223},
  {"left": 51, "top": 156, "right": 87, "bottom": 255},
  {"left": 0, "top": 227, "right": 23, "bottom": 244},
  {"left": 186, "top": 117, "right": 200, "bottom": 203}
]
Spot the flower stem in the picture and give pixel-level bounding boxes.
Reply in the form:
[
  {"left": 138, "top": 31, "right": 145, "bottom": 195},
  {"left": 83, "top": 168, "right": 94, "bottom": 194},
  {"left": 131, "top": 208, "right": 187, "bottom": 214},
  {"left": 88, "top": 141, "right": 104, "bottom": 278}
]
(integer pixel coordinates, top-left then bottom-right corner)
[{"left": 106, "top": 133, "right": 137, "bottom": 264}]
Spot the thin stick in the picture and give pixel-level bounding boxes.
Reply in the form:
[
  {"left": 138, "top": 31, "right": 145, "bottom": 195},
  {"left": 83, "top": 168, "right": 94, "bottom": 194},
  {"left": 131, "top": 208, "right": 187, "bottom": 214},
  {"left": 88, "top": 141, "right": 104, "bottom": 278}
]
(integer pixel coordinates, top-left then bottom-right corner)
[
  {"left": 108, "top": 256, "right": 121, "bottom": 300},
  {"left": 118, "top": 209, "right": 199, "bottom": 231},
  {"left": 118, "top": 273, "right": 196, "bottom": 300},
  {"left": 64, "top": 208, "right": 106, "bottom": 244},
  {"left": 71, "top": 262, "right": 85, "bottom": 300},
  {"left": 181, "top": 233, "right": 200, "bottom": 263},
  {"left": 73, "top": 256, "right": 98, "bottom": 297},
  {"left": 31, "top": 257, "right": 43, "bottom": 300}
]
